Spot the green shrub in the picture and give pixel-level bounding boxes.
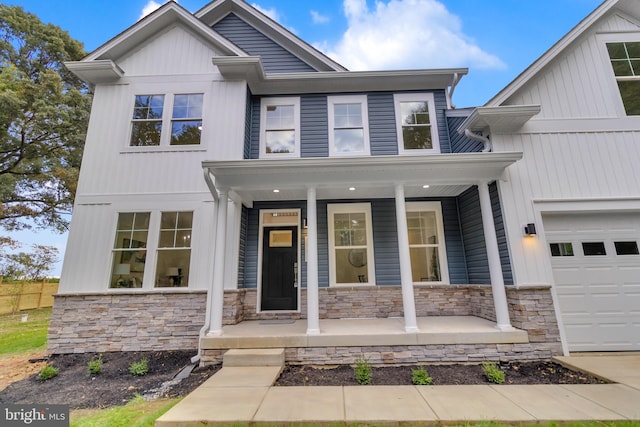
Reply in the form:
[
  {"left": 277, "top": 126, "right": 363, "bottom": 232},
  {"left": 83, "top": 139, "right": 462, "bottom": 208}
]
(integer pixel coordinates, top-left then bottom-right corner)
[
  {"left": 482, "top": 362, "right": 505, "bottom": 384},
  {"left": 411, "top": 365, "right": 433, "bottom": 385},
  {"left": 354, "top": 356, "right": 372, "bottom": 385},
  {"left": 38, "top": 365, "right": 59, "bottom": 381},
  {"left": 128, "top": 359, "right": 148, "bottom": 376},
  {"left": 87, "top": 355, "right": 103, "bottom": 376}
]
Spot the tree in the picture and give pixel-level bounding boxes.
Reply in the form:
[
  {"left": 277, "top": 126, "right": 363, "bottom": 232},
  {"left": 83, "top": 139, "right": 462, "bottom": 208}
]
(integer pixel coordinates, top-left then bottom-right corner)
[
  {"left": 0, "top": 5, "right": 92, "bottom": 232},
  {"left": 0, "top": 243, "right": 59, "bottom": 281}
]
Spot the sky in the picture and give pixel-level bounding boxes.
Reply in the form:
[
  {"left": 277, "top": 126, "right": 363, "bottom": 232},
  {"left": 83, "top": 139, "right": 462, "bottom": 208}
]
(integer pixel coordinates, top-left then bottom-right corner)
[{"left": 4, "top": 0, "right": 604, "bottom": 276}]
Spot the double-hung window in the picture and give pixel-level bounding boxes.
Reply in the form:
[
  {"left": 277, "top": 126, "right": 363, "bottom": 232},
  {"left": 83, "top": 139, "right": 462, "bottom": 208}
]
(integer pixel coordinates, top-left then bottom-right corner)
[
  {"left": 405, "top": 202, "right": 448, "bottom": 283},
  {"left": 327, "top": 203, "right": 376, "bottom": 286},
  {"left": 606, "top": 41, "right": 640, "bottom": 115},
  {"left": 110, "top": 212, "right": 150, "bottom": 288},
  {"left": 328, "top": 95, "right": 370, "bottom": 156},
  {"left": 394, "top": 93, "right": 439, "bottom": 154},
  {"left": 259, "top": 97, "right": 300, "bottom": 158},
  {"left": 156, "top": 211, "right": 192, "bottom": 287},
  {"left": 130, "top": 93, "right": 204, "bottom": 147}
]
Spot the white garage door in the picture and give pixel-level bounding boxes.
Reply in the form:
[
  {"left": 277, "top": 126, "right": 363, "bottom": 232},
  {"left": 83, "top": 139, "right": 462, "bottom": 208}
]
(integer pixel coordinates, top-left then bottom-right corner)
[{"left": 543, "top": 212, "right": 640, "bottom": 352}]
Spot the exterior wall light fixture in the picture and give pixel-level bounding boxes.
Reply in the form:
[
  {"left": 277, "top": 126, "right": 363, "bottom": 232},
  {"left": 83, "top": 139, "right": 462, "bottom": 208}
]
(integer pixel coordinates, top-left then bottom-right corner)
[{"left": 524, "top": 223, "right": 537, "bottom": 236}]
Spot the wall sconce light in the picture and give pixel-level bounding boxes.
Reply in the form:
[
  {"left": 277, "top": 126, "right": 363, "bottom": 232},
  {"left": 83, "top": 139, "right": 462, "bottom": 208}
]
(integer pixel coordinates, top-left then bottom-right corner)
[{"left": 524, "top": 223, "right": 537, "bottom": 236}]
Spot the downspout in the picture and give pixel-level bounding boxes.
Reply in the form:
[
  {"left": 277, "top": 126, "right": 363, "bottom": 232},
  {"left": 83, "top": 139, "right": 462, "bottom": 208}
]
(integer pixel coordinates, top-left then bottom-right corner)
[
  {"left": 464, "top": 129, "right": 492, "bottom": 152},
  {"left": 447, "top": 72, "right": 462, "bottom": 109},
  {"left": 192, "top": 167, "right": 220, "bottom": 364}
]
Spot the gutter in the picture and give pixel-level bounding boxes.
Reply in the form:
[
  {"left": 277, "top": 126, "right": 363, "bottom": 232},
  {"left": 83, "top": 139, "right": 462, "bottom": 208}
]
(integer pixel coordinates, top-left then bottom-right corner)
[
  {"left": 447, "top": 72, "right": 462, "bottom": 109},
  {"left": 464, "top": 129, "right": 492, "bottom": 152}
]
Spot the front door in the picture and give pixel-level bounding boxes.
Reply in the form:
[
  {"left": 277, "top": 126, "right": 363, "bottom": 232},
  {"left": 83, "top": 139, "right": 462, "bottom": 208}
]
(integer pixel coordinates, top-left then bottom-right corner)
[{"left": 261, "top": 226, "right": 298, "bottom": 311}]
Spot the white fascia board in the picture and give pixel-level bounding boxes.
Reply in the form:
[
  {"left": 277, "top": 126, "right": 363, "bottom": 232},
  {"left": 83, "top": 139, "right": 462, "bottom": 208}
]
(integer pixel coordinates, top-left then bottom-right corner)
[
  {"left": 64, "top": 60, "right": 124, "bottom": 85},
  {"left": 213, "top": 58, "right": 468, "bottom": 94},
  {"left": 196, "top": 0, "right": 346, "bottom": 71},
  {"left": 488, "top": 0, "right": 619, "bottom": 106},
  {"left": 84, "top": 2, "right": 244, "bottom": 62},
  {"left": 202, "top": 152, "right": 522, "bottom": 190},
  {"left": 457, "top": 105, "right": 541, "bottom": 133}
]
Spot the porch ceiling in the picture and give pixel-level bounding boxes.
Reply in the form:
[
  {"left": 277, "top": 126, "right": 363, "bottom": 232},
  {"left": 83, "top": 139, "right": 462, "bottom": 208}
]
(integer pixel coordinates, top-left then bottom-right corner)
[{"left": 202, "top": 152, "right": 522, "bottom": 204}]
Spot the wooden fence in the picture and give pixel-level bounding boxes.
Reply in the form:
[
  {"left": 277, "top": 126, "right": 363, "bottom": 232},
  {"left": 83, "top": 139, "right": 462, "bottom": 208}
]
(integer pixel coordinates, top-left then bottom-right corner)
[{"left": 0, "top": 279, "right": 59, "bottom": 315}]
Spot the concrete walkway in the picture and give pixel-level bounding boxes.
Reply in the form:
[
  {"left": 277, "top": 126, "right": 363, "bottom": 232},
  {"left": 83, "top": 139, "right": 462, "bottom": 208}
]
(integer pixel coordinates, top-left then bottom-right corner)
[{"left": 156, "top": 354, "right": 640, "bottom": 425}]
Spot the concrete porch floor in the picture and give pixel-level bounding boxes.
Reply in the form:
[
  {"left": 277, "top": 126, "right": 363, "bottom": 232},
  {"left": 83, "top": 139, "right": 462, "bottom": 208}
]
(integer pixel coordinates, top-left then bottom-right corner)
[{"left": 201, "top": 316, "right": 529, "bottom": 349}]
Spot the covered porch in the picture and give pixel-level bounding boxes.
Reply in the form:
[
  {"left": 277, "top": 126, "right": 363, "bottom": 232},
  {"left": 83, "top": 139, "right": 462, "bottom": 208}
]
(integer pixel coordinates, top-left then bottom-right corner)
[{"left": 201, "top": 153, "right": 524, "bottom": 347}]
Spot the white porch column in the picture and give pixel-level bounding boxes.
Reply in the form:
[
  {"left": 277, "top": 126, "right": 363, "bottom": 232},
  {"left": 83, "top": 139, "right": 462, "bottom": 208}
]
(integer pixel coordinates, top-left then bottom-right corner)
[
  {"left": 209, "top": 188, "right": 229, "bottom": 336},
  {"left": 394, "top": 184, "right": 419, "bottom": 333},
  {"left": 306, "top": 187, "right": 320, "bottom": 335},
  {"left": 477, "top": 182, "right": 513, "bottom": 330}
]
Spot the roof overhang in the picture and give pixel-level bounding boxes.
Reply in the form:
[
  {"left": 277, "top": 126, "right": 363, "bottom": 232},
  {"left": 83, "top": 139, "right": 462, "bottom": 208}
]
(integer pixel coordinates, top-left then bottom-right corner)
[
  {"left": 203, "top": 153, "right": 522, "bottom": 205},
  {"left": 64, "top": 60, "right": 124, "bottom": 85},
  {"left": 212, "top": 57, "right": 468, "bottom": 95},
  {"left": 457, "top": 105, "right": 541, "bottom": 134}
]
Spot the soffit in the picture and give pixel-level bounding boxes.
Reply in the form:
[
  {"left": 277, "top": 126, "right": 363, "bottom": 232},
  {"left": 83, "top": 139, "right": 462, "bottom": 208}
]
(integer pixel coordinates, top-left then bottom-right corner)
[{"left": 457, "top": 105, "right": 541, "bottom": 133}]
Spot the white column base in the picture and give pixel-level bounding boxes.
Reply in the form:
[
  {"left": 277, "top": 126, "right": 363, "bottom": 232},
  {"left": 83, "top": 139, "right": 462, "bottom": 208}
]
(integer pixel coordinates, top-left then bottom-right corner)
[
  {"left": 206, "top": 329, "right": 223, "bottom": 337},
  {"left": 404, "top": 325, "right": 419, "bottom": 333},
  {"left": 494, "top": 323, "right": 515, "bottom": 332},
  {"left": 306, "top": 328, "right": 321, "bottom": 335}
]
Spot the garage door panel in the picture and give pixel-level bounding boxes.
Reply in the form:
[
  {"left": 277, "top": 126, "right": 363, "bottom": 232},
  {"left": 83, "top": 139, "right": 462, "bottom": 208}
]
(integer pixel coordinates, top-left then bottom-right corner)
[{"left": 544, "top": 212, "right": 640, "bottom": 352}]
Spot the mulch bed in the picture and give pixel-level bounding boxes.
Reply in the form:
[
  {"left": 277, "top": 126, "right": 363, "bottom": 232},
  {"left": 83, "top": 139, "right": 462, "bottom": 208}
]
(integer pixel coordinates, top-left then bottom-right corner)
[{"left": 275, "top": 361, "right": 606, "bottom": 386}]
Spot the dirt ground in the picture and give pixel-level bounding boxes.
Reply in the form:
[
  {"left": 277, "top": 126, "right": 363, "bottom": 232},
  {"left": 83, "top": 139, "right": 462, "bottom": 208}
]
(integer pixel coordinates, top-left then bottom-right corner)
[{"left": 0, "top": 351, "right": 604, "bottom": 409}]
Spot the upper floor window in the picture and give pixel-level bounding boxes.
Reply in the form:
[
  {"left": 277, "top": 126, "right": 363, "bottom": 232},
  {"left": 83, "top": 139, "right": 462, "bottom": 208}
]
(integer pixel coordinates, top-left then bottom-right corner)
[
  {"left": 259, "top": 97, "right": 300, "bottom": 158},
  {"left": 606, "top": 42, "right": 640, "bottom": 116},
  {"left": 328, "top": 95, "right": 370, "bottom": 156},
  {"left": 394, "top": 93, "right": 439, "bottom": 154},
  {"left": 130, "top": 93, "right": 203, "bottom": 147}
]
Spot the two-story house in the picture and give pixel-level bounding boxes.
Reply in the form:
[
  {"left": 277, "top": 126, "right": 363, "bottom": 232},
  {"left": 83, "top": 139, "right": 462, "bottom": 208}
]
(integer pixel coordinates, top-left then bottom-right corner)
[{"left": 49, "top": 0, "right": 639, "bottom": 363}]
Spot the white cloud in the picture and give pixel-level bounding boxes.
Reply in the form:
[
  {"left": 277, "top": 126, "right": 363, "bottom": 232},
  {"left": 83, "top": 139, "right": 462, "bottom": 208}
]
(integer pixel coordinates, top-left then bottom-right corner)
[
  {"left": 139, "top": 0, "right": 172, "bottom": 20},
  {"left": 324, "top": 0, "right": 505, "bottom": 71},
  {"left": 311, "top": 10, "right": 330, "bottom": 24},
  {"left": 251, "top": 3, "right": 280, "bottom": 22}
]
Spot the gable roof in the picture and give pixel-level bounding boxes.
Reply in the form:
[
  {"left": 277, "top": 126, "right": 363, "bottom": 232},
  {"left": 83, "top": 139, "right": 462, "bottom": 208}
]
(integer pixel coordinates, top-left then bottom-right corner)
[
  {"left": 488, "top": 0, "right": 640, "bottom": 106},
  {"left": 84, "top": 1, "right": 244, "bottom": 62},
  {"left": 195, "top": 0, "right": 347, "bottom": 72}
]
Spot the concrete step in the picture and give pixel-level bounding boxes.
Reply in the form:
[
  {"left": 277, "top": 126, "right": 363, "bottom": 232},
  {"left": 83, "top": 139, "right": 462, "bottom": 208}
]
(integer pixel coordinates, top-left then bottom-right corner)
[{"left": 223, "top": 348, "right": 285, "bottom": 367}]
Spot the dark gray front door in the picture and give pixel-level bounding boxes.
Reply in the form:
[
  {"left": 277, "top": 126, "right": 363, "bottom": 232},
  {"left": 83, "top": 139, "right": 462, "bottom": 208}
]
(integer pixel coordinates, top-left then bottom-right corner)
[{"left": 261, "top": 226, "right": 298, "bottom": 311}]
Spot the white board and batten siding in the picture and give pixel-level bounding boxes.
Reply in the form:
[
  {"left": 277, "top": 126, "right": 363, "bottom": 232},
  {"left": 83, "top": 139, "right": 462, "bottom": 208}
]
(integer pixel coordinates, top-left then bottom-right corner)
[{"left": 60, "top": 22, "right": 248, "bottom": 293}]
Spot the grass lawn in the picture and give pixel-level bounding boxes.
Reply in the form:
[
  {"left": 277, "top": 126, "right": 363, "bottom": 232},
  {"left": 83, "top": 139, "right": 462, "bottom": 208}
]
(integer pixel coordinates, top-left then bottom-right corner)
[
  {"left": 70, "top": 396, "right": 181, "bottom": 427},
  {"left": 0, "top": 307, "right": 51, "bottom": 357}
]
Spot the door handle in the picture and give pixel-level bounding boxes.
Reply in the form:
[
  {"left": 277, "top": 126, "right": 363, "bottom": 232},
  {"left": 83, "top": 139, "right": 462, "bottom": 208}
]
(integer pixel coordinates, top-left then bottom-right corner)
[{"left": 293, "top": 262, "right": 298, "bottom": 288}]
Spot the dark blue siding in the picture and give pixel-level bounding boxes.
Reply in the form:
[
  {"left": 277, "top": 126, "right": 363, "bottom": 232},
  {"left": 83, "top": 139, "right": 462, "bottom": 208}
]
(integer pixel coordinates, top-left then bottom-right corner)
[
  {"left": 213, "top": 13, "right": 316, "bottom": 73},
  {"left": 457, "top": 186, "right": 491, "bottom": 283},
  {"left": 368, "top": 93, "right": 398, "bottom": 156},
  {"left": 440, "top": 198, "right": 468, "bottom": 284},
  {"left": 433, "top": 90, "right": 451, "bottom": 153},
  {"left": 249, "top": 97, "right": 260, "bottom": 159},
  {"left": 301, "top": 96, "right": 329, "bottom": 157},
  {"left": 448, "top": 115, "right": 484, "bottom": 153},
  {"left": 244, "top": 90, "right": 252, "bottom": 159},
  {"left": 237, "top": 205, "right": 249, "bottom": 285},
  {"left": 489, "top": 182, "right": 513, "bottom": 285},
  {"left": 371, "top": 199, "right": 401, "bottom": 284}
]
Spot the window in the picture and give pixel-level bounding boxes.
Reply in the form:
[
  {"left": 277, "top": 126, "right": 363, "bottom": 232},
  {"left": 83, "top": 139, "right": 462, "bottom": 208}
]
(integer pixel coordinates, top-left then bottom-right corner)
[
  {"left": 327, "top": 203, "right": 375, "bottom": 285},
  {"left": 614, "top": 241, "right": 639, "bottom": 255},
  {"left": 606, "top": 42, "right": 640, "bottom": 115},
  {"left": 406, "top": 202, "right": 448, "bottom": 283},
  {"left": 130, "top": 95, "right": 164, "bottom": 146},
  {"left": 394, "top": 93, "right": 439, "bottom": 154},
  {"left": 328, "top": 95, "right": 370, "bottom": 156},
  {"left": 582, "top": 242, "right": 606, "bottom": 256},
  {"left": 171, "top": 94, "right": 203, "bottom": 145},
  {"left": 110, "top": 212, "right": 150, "bottom": 288},
  {"left": 259, "top": 97, "right": 300, "bottom": 157},
  {"left": 129, "top": 93, "right": 204, "bottom": 147},
  {"left": 155, "top": 212, "right": 193, "bottom": 287},
  {"left": 550, "top": 242, "right": 574, "bottom": 257}
]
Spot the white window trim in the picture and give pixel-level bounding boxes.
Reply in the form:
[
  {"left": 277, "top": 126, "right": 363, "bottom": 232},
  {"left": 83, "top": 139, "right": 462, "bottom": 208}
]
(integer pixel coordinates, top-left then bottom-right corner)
[
  {"left": 259, "top": 97, "right": 301, "bottom": 159},
  {"left": 327, "top": 95, "right": 370, "bottom": 157},
  {"left": 394, "top": 93, "right": 440, "bottom": 155},
  {"left": 406, "top": 201, "right": 449, "bottom": 284},
  {"left": 124, "top": 83, "right": 207, "bottom": 152},
  {"left": 327, "top": 203, "right": 376, "bottom": 286},
  {"left": 597, "top": 32, "right": 640, "bottom": 117}
]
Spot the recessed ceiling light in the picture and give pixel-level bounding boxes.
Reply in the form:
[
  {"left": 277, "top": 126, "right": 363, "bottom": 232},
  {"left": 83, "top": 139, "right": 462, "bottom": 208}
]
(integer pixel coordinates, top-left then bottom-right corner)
[
  {"left": 422, "top": 185, "right": 430, "bottom": 189},
  {"left": 349, "top": 187, "right": 356, "bottom": 191},
  {"left": 273, "top": 189, "right": 280, "bottom": 193}
]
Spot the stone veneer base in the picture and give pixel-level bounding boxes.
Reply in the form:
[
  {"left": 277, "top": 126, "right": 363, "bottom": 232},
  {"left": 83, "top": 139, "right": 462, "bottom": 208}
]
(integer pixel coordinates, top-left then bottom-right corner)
[{"left": 47, "top": 285, "right": 562, "bottom": 363}]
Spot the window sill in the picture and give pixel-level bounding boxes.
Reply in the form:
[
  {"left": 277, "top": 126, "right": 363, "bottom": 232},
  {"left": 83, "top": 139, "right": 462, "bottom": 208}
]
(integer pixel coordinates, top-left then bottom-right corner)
[{"left": 120, "top": 146, "right": 207, "bottom": 154}]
